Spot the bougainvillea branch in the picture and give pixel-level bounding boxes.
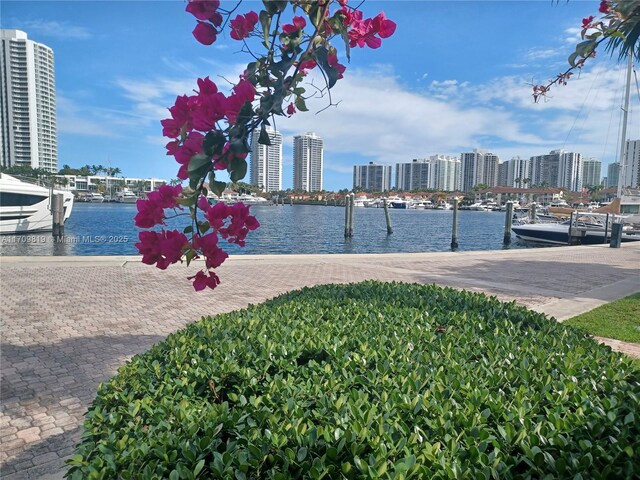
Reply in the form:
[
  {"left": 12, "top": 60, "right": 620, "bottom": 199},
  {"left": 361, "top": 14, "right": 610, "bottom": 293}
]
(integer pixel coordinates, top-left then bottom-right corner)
[
  {"left": 134, "top": 0, "right": 396, "bottom": 290},
  {"left": 533, "top": 0, "right": 639, "bottom": 102}
]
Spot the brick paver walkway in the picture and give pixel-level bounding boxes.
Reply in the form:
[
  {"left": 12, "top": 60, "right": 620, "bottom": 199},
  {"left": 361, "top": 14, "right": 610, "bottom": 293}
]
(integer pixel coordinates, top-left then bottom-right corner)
[{"left": 1, "top": 244, "right": 639, "bottom": 479}]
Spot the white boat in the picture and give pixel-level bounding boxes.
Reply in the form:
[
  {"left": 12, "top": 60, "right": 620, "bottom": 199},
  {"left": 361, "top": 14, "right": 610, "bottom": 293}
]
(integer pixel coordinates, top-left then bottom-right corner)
[
  {"left": 87, "top": 192, "right": 105, "bottom": 203},
  {"left": 0, "top": 173, "right": 74, "bottom": 234},
  {"left": 512, "top": 212, "right": 640, "bottom": 245},
  {"left": 434, "top": 200, "right": 452, "bottom": 210},
  {"left": 353, "top": 196, "right": 369, "bottom": 207},
  {"left": 115, "top": 189, "right": 138, "bottom": 203},
  {"left": 236, "top": 193, "right": 269, "bottom": 205}
]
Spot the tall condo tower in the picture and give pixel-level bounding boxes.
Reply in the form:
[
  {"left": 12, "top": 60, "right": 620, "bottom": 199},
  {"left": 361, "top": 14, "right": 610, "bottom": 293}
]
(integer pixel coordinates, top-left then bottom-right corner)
[
  {"left": 353, "top": 162, "right": 392, "bottom": 192},
  {"left": 1, "top": 30, "right": 58, "bottom": 172},
  {"left": 249, "top": 126, "right": 282, "bottom": 192},
  {"left": 293, "top": 132, "right": 323, "bottom": 192},
  {"left": 582, "top": 158, "right": 602, "bottom": 187}
]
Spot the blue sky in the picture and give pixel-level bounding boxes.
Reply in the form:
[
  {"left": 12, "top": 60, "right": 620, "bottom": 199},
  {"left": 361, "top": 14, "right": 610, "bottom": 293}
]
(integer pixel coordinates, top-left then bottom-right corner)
[{"left": 3, "top": 0, "right": 639, "bottom": 190}]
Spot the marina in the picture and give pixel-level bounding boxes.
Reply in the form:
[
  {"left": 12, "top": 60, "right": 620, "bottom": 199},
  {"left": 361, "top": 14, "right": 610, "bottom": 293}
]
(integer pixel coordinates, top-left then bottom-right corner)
[{"left": 0, "top": 202, "right": 556, "bottom": 256}]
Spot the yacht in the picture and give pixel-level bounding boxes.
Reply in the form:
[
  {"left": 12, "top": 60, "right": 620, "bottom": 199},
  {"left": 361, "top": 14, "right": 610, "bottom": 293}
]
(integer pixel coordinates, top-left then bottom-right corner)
[
  {"left": 115, "top": 189, "right": 138, "bottom": 204},
  {"left": 87, "top": 192, "right": 105, "bottom": 203},
  {"left": 0, "top": 174, "right": 74, "bottom": 234},
  {"left": 512, "top": 211, "right": 640, "bottom": 245}
]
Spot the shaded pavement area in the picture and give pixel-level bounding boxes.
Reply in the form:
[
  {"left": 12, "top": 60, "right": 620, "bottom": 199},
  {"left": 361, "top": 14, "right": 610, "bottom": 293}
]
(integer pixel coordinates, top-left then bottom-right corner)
[{"left": 1, "top": 244, "right": 639, "bottom": 478}]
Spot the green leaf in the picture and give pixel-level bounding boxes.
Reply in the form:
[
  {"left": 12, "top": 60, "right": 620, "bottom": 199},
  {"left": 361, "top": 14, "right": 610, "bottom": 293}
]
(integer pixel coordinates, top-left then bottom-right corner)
[
  {"left": 210, "top": 180, "right": 226, "bottom": 198},
  {"left": 259, "top": 10, "right": 271, "bottom": 47},
  {"left": 203, "top": 131, "right": 225, "bottom": 157},
  {"left": 294, "top": 96, "right": 308, "bottom": 112},
  {"left": 258, "top": 126, "right": 272, "bottom": 145},
  {"left": 169, "top": 471, "right": 179, "bottom": 480},
  {"left": 194, "top": 459, "right": 205, "bottom": 476},
  {"left": 188, "top": 154, "right": 211, "bottom": 173},
  {"left": 229, "top": 159, "right": 248, "bottom": 183},
  {"left": 314, "top": 46, "right": 339, "bottom": 89},
  {"left": 624, "top": 412, "right": 634, "bottom": 424},
  {"left": 297, "top": 447, "right": 308, "bottom": 462}
]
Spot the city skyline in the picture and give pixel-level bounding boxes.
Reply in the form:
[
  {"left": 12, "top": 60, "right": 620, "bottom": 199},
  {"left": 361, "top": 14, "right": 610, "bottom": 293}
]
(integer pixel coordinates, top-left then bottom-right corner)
[{"left": 1, "top": 3, "right": 639, "bottom": 190}]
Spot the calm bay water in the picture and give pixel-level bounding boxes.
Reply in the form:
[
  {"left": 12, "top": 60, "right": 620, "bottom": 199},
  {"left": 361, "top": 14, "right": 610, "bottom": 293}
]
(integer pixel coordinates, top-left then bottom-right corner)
[{"left": 0, "top": 203, "right": 548, "bottom": 256}]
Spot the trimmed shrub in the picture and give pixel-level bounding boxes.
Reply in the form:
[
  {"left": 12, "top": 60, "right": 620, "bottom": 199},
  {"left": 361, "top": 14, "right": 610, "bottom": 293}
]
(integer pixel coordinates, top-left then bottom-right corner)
[{"left": 67, "top": 282, "right": 640, "bottom": 479}]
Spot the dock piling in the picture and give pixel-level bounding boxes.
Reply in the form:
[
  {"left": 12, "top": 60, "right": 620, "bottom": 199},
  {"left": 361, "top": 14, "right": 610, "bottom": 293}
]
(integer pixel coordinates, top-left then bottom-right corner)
[
  {"left": 530, "top": 202, "right": 537, "bottom": 223},
  {"left": 348, "top": 194, "right": 355, "bottom": 237},
  {"left": 610, "top": 222, "right": 623, "bottom": 248},
  {"left": 344, "top": 194, "right": 351, "bottom": 238},
  {"left": 503, "top": 201, "right": 513, "bottom": 244},
  {"left": 51, "top": 193, "right": 64, "bottom": 239},
  {"left": 451, "top": 198, "right": 459, "bottom": 250},
  {"left": 383, "top": 199, "right": 393, "bottom": 234}
]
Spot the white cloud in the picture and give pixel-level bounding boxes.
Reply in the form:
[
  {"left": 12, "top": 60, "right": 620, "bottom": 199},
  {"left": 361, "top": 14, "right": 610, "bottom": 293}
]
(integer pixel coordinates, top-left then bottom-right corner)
[
  {"left": 19, "top": 19, "right": 91, "bottom": 40},
  {"left": 525, "top": 48, "right": 561, "bottom": 61}
]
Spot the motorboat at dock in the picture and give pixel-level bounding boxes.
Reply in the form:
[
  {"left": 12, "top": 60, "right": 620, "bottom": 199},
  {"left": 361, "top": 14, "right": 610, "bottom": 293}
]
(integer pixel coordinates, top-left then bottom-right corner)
[
  {"left": 0, "top": 173, "right": 74, "bottom": 234},
  {"left": 512, "top": 209, "right": 640, "bottom": 245}
]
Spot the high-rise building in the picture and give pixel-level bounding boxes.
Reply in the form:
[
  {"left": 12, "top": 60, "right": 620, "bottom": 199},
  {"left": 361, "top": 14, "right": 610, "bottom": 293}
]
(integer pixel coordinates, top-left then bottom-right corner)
[
  {"left": 293, "top": 132, "right": 323, "bottom": 192},
  {"left": 606, "top": 162, "right": 620, "bottom": 188},
  {"left": 558, "top": 151, "right": 583, "bottom": 192},
  {"left": 353, "top": 162, "right": 392, "bottom": 192},
  {"left": 431, "top": 155, "right": 461, "bottom": 192},
  {"left": 460, "top": 149, "right": 500, "bottom": 191},
  {"left": 530, "top": 149, "right": 583, "bottom": 191},
  {"left": 582, "top": 158, "right": 602, "bottom": 187},
  {"left": 1, "top": 30, "right": 58, "bottom": 172},
  {"left": 249, "top": 126, "right": 282, "bottom": 192},
  {"left": 395, "top": 159, "right": 433, "bottom": 191},
  {"left": 501, "top": 156, "right": 531, "bottom": 188},
  {"left": 395, "top": 155, "right": 459, "bottom": 192},
  {"left": 620, "top": 139, "right": 640, "bottom": 188}
]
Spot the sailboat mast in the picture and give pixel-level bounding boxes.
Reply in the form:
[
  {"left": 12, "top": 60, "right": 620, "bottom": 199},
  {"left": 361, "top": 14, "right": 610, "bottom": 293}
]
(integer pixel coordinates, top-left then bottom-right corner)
[{"left": 616, "top": 52, "right": 633, "bottom": 198}]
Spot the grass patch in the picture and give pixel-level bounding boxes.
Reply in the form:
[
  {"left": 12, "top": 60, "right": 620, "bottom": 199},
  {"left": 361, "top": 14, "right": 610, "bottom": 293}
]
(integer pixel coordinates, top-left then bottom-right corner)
[{"left": 564, "top": 292, "right": 640, "bottom": 344}]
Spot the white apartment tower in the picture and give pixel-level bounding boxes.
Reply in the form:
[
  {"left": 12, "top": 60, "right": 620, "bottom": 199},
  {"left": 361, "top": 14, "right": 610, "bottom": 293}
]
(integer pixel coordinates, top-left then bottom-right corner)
[
  {"left": 249, "top": 126, "right": 282, "bottom": 192},
  {"left": 460, "top": 149, "right": 499, "bottom": 191},
  {"left": 582, "top": 158, "right": 602, "bottom": 187},
  {"left": 620, "top": 139, "right": 640, "bottom": 188},
  {"left": 293, "top": 132, "right": 323, "bottom": 192},
  {"left": 501, "top": 156, "right": 531, "bottom": 188},
  {"left": 353, "top": 162, "right": 392, "bottom": 192},
  {"left": 558, "top": 151, "right": 583, "bottom": 192},
  {"left": 1, "top": 30, "right": 58, "bottom": 172}
]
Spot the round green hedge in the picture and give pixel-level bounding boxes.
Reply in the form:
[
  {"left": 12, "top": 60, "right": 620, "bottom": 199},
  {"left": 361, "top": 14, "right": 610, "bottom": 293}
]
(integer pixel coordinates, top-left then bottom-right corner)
[{"left": 67, "top": 282, "right": 640, "bottom": 479}]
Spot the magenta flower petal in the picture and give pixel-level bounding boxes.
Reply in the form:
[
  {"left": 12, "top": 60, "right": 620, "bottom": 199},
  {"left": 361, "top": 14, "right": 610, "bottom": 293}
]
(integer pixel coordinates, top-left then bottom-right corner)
[{"left": 193, "top": 21, "right": 217, "bottom": 45}]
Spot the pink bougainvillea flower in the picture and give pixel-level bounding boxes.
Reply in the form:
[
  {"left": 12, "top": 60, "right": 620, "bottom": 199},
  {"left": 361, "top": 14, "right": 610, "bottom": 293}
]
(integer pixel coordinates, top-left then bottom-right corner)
[
  {"left": 282, "top": 16, "right": 307, "bottom": 34},
  {"left": 373, "top": 12, "right": 396, "bottom": 38},
  {"left": 148, "top": 184, "right": 183, "bottom": 209},
  {"left": 134, "top": 199, "right": 165, "bottom": 228},
  {"left": 136, "top": 230, "right": 189, "bottom": 270},
  {"left": 230, "top": 11, "right": 259, "bottom": 40},
  {"left": 298, "top": 58, "right": 317, "bottom": 72},
  {"left": 327, "top": 51, "right": 346, "bottom": 79},
  {"left": 186, "top": 0, "right": 221, "bottom": 23},
  {"left": 286, "top": 103, "right": 296, "bottom": 116},
  {"left": 193, "top": 21, "right": 217, "bottom": 45},
  {"left": 193, "top": 233, "right": 229, "bottom": 269},
  {"left": 170, "top": 132, "right": 205, "bottom": 180},
  {"left": 161, "top": 95, "right": 192, "bottom": 138},
  {"left": 582, "top": 16, "right": 595, "bottom": 28},
  {"left": 197, "top": 76, "right": 219, "bottom": 95},
  {"left": 599, "top": 1, "right": 610, "bottom": 14},
  {"left": 188, "top": 270, "right": 221, "bottom": 291}
]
